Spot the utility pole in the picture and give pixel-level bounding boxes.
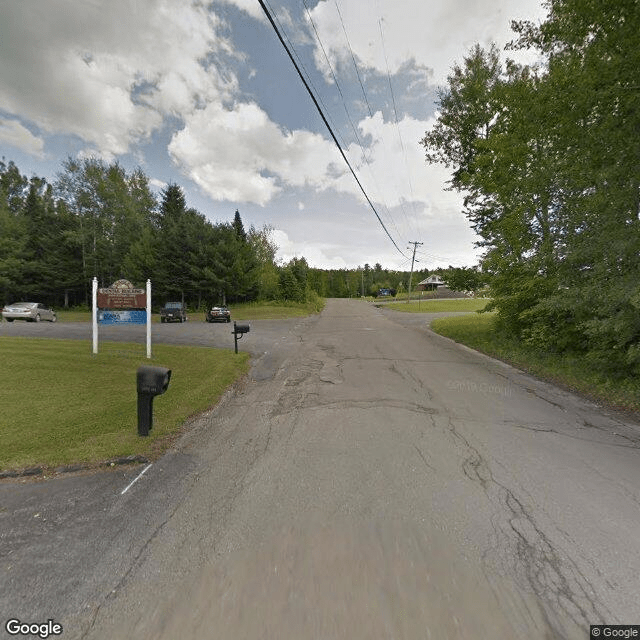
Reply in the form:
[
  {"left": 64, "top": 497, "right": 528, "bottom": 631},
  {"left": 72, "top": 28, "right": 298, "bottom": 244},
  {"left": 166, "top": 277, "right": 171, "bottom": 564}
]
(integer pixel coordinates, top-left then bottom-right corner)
[{"left": 406, "top": 241, "right": 423, "bottom": 303}]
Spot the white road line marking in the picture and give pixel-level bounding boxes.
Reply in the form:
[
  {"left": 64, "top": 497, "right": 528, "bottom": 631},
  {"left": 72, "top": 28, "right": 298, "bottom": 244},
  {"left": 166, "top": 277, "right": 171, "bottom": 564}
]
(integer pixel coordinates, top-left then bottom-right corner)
[{"left": 120, "top": 464, "right": 152, "bottom": 495}]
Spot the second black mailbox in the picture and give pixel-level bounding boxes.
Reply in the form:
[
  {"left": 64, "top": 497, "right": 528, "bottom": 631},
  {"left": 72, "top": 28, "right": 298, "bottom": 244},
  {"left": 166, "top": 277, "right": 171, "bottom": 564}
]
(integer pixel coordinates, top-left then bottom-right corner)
[
  {"left": 232, "top": 321, "right": 250, "bottom": 353},
  {"left": 136, "top": 365, "right": 171, "bottom": 436}
]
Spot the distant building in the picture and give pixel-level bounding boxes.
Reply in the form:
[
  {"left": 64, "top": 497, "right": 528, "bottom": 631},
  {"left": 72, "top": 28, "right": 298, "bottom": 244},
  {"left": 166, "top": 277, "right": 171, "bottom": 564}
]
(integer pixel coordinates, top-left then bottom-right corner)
[
  {"left": 416, "top": 275, "right": 445, "bottom": 291},
  {"left": 415, "top": 274, "right": 477, "bottom": 298}
]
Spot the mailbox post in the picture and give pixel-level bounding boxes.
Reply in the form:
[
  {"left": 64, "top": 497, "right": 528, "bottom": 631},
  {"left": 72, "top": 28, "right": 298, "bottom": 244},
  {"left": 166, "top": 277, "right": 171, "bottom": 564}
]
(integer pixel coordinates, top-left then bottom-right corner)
[
  {"left": 136, "top": 365, "right": 171, "bottom": 436},
  {"left": 232, "top": 321, "right": 250, "bottom": 353}
]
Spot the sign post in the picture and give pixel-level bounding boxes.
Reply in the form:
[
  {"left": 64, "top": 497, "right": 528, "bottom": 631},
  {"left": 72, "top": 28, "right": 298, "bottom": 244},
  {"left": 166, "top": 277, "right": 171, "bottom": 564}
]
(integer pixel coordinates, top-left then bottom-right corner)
[
  {"left": 146, "top": 279, "right": 151, "bottom": 359},
  {"left": 92, "top": 277, "right": 98, "bottom": 355}
]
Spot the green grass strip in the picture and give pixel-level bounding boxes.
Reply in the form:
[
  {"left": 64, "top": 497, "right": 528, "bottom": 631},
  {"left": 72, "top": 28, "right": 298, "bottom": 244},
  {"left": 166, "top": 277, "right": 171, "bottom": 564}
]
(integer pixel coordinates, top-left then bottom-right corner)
[
  {"left": 385, "top": 298, "right": 490, "bottom": 313},
  {"left": 0, "top": 337, "right": 249, "bottom": 471},
  {"left": 230, "top": 298, "right": 325, "bottom": 320},
  {"left": 431, "top": 313, "right": 640, "bottom": 414}
]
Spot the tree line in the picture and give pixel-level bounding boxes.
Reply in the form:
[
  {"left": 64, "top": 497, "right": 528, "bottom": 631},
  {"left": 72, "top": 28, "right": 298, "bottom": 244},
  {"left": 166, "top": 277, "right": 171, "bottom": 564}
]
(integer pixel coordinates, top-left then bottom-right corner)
[
  {"left": 0, "top": 157, "right": 288, "bottom": 308},
  {"left": 421, "top": 0, "right": 640, "bottom": 376},
  {"left": 0, "top": 157, "right": 443, "bottom": 309}
]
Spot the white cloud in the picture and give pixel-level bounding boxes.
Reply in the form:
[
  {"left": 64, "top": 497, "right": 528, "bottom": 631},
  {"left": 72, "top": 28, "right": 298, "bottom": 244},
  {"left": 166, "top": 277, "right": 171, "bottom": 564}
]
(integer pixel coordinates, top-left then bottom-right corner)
[
  {"left": 0, "top": 118, "right": 45, "bottom": 158},
  {"left": 0, "top": 0, "right": 234, "bottom": 158},
  {"left": 307, "top": 111, "right": 466, "bottom": 235},
  {"left": 149, "top": 178, "right": 168, "bottom": 191},
  {"left": 271, "top": 228, "right": 296, "bottom": 262},
  {"left": 168, "top": 101, "right": 344, "bottom": 205},
  {"left": 168, "top": 99, "right": 470, "bottom": 263},
  {"left": 308, "top": 0, "right": 546, "bottom": 85},
  {"left": 77, "top": 147, "right": 117, "bottom": 164},
  {"left": 270, "top": 201, "right": 481, "bottom": 270},
  {"left": 273, "top": 228, "right": 349, "bottom": 268},
  {"left": 259, "top": 110, "right": 482, "bottom": 269}
]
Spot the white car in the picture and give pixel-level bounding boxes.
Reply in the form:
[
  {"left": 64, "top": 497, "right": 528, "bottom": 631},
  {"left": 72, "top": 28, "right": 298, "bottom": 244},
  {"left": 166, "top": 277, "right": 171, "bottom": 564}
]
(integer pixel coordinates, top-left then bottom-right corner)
[{"left": 1, "top": 302, "right": 57, "bottom": 322}]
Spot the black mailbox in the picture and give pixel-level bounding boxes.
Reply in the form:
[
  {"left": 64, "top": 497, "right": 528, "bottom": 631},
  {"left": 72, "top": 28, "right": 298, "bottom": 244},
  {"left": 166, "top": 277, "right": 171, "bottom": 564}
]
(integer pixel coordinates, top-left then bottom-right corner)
[
  {"left": 232, "top": 322, "right": 250, "bottom": 353},
  {"left": 137, "top": 365, "right": 171, "bottom": 395},
  {"left": 136, "top": 365, "right": 171, "bottom": 436}
]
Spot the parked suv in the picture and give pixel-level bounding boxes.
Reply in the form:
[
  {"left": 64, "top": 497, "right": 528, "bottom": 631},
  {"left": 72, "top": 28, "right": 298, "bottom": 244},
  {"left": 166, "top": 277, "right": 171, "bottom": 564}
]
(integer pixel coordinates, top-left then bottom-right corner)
[{"left": 160, "top": 302, "right": 186, "bottom": 323}]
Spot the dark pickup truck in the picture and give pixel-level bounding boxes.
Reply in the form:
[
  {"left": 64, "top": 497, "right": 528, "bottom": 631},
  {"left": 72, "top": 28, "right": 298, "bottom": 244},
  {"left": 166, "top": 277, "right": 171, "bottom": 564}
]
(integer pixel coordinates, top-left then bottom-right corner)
[{"left": 160, "top": 302, "right": 187, "bottom": 323}]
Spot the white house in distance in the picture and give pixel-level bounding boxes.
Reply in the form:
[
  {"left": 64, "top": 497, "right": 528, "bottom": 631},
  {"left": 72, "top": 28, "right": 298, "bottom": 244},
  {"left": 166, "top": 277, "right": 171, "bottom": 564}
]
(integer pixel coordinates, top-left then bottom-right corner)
[
  {"left": 416, "top": 274, "right": 474, "bottom": 298},
  {"left": 415, "top": 274, "right": 477, "bottom": 298},
  {"left": 416, "top": 275, "right": 446, "bottom": 291}
]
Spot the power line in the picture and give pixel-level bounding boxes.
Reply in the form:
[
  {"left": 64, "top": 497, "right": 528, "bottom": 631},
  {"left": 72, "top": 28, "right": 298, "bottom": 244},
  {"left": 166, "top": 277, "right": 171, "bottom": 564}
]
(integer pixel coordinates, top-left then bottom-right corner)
[
  {"left": 257, "top": 0, "right": 408, "bottom": 259},
  {"left": 263, "top": 0, "right": 347, "bottom": 151},
  {"left": 416, "top": 248, "right": 458, "bottom": 264},
  {"left": 334, "top": 0, "right": 374, "bottom": 120},
  {"left": 302, "top": 0, "right": 406, "bottom": 247},
  {"left": 377, "top": 15, "right": 421, "bottom": 241},
  {"left": 302, "top": 0, "right": 364, "bottom": 153},
  {"left": 334, "top": 0, "right": 416, "bottom": 244}
]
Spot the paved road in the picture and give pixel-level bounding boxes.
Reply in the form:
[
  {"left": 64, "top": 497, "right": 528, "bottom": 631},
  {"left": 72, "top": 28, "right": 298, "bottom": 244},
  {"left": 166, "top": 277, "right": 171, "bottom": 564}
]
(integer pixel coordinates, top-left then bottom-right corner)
[{"left": 2, "top": 299, "right": 640, "bottom": 639}]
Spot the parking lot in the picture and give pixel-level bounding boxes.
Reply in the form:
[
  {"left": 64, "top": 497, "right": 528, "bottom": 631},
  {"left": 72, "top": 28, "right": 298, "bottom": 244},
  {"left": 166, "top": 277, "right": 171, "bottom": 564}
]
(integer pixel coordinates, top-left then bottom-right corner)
[{"left": 0, "top": 314, "right": 319, "bottom": 382}]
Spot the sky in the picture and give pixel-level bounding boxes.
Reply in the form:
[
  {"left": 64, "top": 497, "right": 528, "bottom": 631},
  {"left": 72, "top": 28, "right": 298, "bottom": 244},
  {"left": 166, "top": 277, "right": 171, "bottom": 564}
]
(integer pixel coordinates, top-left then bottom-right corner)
[{"left": 0, "top": 0, "right": 547, "bottom": 271}]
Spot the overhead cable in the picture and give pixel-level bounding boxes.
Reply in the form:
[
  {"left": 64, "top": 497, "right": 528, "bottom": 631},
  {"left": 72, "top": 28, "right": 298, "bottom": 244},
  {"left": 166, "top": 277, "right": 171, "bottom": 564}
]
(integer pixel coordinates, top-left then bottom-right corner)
[
  {"left": 378, "top": 16, "right": 421, "bottom": 241},
  {"left": 333, "top": 0, "right": 412, "bottom": 243},
  {"left": 302, "top": 0, "right": 365, "bottom": 154},
  {"left": 263, "top": 0, "right": 348, "bottom": 152},
  {"left": 302, "top": 0, "right": 405, "bottom": 245},
  {"left": 257, "top": 0, "right": 408, "bottom": 259},
  {"left": 334, "top": 0, "right": 374, "bottom": 119}
]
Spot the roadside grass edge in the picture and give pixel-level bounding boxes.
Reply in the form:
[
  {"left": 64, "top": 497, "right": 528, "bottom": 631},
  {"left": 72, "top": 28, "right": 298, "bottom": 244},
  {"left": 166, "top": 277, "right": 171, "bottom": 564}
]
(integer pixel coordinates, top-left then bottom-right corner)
[
  {"left": 383, "top": 298, "right": 490, "bottom": 313},
  {"left": 430, "top": 313, "right": 640, "bottom": 416},
  {"left": 0, "top": 337, "right": 250, "bottom": 474}
]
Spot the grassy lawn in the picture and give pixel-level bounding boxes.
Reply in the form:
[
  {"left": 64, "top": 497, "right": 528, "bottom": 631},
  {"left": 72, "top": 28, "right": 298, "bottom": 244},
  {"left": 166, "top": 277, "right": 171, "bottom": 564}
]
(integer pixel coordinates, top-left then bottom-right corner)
[
  {"left": 228, "top": 298, "right": 325, "bottom": 320},
  {"left": 385, "top": 298, "right": 490, "bottom": 313},
  {"left": 0, "top": 337, "right": 249, "bottom": 471},
  {"left": 52, "top": 298, "right": 325, "bottom": 323},
  {"left": 431, "top": 313, "right": 640, "bottom": 414},
  {"left": 48, "top": 309, "right": 91, "bottom": 322}
]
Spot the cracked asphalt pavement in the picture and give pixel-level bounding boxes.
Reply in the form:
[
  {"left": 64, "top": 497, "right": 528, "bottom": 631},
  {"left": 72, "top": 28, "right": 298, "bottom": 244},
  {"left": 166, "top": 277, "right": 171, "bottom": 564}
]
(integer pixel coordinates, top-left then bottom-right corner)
[{"left": 2, "top": 298, "right": 640, "bottom": 639}]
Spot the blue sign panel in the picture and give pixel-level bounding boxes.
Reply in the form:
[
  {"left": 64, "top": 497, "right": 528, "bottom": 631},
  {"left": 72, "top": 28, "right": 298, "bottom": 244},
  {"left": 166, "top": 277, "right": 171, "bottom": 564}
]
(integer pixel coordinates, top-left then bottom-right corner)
[{"left": 98, "top": 310, "right": 147, "bottom": 325}]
